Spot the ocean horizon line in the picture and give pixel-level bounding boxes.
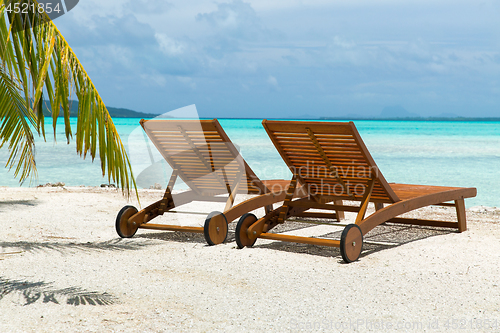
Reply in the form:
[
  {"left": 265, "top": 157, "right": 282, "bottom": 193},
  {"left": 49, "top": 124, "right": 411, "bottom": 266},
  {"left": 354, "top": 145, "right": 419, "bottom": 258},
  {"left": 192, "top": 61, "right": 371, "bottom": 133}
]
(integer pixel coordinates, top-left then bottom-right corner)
[{"left": 51, "top": 116, "right": 500, "bottom": 122}]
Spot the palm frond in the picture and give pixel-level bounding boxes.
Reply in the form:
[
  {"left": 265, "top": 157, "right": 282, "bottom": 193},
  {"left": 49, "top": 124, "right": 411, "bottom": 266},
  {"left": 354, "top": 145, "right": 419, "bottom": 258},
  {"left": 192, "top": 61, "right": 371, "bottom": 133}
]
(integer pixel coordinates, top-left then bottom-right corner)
[
  {"left": 0, "top": 0, "right": 137, "bottom": 197},
  {"left": 0, "top": 66, "right": 37, "bottom": 183}
]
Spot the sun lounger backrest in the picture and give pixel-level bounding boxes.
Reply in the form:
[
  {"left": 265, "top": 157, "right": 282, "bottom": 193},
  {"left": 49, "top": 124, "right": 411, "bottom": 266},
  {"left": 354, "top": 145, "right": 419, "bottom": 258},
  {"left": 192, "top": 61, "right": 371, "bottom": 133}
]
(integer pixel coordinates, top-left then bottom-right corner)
[
  {"left": 263, "top": 120, "right": 399, "bottom": 203},
  {"left": 141, "top": 119, "right": 267, "bottom": 196}
]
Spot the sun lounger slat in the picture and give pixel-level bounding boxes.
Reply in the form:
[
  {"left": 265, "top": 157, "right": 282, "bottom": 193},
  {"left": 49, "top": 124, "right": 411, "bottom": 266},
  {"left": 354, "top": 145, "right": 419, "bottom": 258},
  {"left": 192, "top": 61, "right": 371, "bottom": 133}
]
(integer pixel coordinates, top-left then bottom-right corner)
[
  {"left": 288, "top": 157, "right": 370, "bottom": 166},
  {"left": 284, "top": 146, "right": 365, "bottom": 155},
  {"left": 285, "top": 151, "right": 368, "bottom": 159},
  {"left": 271, "top": 124, "right": 353, "bottom": 134},
  {"left": 283, "top": 146, "right": 364, "bottom": 155},
  {"left": 280, "top": 142, "right": 365, "bottom": 153},
  {"left": 276, "top": 133, "right": 353, "bottom": 140},
  {"left": 170, "top": 156, "right": 235, "bottom": 163}
]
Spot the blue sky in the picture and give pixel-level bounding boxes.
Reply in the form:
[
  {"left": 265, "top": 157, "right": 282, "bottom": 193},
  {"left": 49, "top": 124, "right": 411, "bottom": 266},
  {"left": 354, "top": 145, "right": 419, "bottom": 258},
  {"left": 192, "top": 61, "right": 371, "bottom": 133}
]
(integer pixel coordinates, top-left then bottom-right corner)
[{"left": 56, "top": 0, "right": 500, "bottom": 118}]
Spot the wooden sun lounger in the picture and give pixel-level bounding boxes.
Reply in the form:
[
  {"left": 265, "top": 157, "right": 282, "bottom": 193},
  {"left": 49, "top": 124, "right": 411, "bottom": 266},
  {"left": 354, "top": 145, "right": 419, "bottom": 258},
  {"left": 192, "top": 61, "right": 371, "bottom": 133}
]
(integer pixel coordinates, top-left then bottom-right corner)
[
  {"left": 234, "top": 120, "right": 477, "bottom": 262},
  {"left": 115, "top": 119, "right": 296, "bottom": 245}
]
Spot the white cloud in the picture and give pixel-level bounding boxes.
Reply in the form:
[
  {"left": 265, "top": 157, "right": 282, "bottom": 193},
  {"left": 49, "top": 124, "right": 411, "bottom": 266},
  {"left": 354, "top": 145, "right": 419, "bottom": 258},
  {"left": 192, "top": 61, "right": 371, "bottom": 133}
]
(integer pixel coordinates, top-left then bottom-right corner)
[
  {"left": 177, "top": 76, "right": 197, "bottom": 89},
  {"left": 267, "top": 75, "right": 278, "bottom": 86},
  {"left": 196, "top": 0, "right": 275, "bottom": 41},
  {"left": 267, "top": 75, "right": 279, "bottom": 91},
  {"left": 155, "top": 33, "right": 185, "bottom": 56},
  {"left": 139, "top": 73, "right": 167, "bottom": 87},
  {"left": 333, "top": 36, "right": 355, "bottom": 49}
]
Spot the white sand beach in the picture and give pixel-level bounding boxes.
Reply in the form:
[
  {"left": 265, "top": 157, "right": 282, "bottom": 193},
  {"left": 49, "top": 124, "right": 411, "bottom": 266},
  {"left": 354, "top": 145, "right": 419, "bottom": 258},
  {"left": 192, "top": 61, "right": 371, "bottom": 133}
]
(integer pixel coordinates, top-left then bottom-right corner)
[{"left": 1, "top": 186, "right": 499, "bottom": 332}]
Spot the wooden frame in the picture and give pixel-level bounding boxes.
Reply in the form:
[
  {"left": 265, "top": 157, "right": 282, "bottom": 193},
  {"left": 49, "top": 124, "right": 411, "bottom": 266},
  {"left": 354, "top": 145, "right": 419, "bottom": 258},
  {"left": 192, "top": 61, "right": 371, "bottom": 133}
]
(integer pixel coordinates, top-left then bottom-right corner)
[
  {"left": 234, "top": 120, "right": 477, "bottom": 263},
  {"left": 115, "top": 119, "right": 300, "bottom": 245}
]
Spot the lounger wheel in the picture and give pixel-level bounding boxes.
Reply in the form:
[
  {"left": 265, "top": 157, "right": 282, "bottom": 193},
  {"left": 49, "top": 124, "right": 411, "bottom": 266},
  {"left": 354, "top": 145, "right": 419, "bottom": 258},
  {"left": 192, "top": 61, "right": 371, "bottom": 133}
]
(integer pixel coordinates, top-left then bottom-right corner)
[
  {"left": 116, "top": 205, "right": 139, "bottom": 238},
  {"left": 235, "top": 213, "right": 258, "bottom": 249},
  {"left": 204, "top": 211, "right": 228, "bottom": 245},
  {"left": 340, "top": 224, "right": 363, "bottom": 263}
]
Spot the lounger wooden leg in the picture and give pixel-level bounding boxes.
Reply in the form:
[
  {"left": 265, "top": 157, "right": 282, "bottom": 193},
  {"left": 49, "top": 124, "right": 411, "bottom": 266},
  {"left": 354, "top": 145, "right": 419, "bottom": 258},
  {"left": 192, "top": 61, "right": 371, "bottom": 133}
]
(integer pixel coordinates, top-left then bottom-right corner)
[
  {"left": 355, "top": 178, "right": 375, "bottom": 224},
  {"left": 455, "top": 198, "right": 467, "bottom": 232},
  {"left": 277, "top": 175, "right": 298, "bottom": 224},
  {"left": 158, "top": 170, "right": 178, "bottom": 214},
  {"left": 334, "top": 200, "right": 344, "bottom": 221},
  {"left": 374, "top": 202, "right": 385, "bottom": 224},
  {"left": 130, "top": 190, "right": 198, "bottom": 225},
  {"left": 223, "top": 171, "right": 242, "bottom": 212}
]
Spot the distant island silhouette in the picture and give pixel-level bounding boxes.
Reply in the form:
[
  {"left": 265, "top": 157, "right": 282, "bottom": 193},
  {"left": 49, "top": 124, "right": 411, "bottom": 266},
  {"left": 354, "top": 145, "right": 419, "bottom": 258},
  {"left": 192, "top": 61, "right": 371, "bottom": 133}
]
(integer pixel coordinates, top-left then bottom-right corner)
[
  {"left": 42, "top": 101, "right": 500, "bottom": 121},
  {"left": 319, "top": 116, "right": 500, "bottom": 121},
  {"left": 42, "top": 100, "right": 160, "bottom": 118},
  {"left": 319, "top": 105, "right": 500, "bottom": 121}
]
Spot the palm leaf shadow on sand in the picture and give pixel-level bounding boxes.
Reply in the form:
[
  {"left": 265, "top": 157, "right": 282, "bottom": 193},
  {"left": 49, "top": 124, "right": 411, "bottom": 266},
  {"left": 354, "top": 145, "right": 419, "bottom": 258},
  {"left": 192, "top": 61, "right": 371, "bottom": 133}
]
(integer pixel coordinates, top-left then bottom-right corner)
[
  {"left": 0, "top": 239, "right": 152, "bottom": 254},
  {"left": 137, "top": 230, "right": 236, "bottom": 244},
  {"left": 0, "top": 277, "right": 116, "bottom": 306},
  {"left": 0, "top": 239, "right": 146, "bottom": 306},
  {"left": 0, "top": 200, "right": 38, "bottom": 213},
  {"left": 0, "top": 199, "right": 38, "bottom": 207}
]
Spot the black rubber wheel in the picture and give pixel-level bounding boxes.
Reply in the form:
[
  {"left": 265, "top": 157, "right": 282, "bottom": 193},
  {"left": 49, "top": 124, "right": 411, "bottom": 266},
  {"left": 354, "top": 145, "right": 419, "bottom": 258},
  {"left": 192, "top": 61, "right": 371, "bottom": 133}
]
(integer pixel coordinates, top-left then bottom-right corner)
[
  {"left": 115, "top": 205, "right": 139, "bottom": 238},
  {"left": 204, "top": 211, "right": 228, "bottom": 245},
  {"left": 235, "top": 213, "right": 258, "bottom": 249},
  {"left": 340, "top": 224, "right": 363, "bottom": 263}
]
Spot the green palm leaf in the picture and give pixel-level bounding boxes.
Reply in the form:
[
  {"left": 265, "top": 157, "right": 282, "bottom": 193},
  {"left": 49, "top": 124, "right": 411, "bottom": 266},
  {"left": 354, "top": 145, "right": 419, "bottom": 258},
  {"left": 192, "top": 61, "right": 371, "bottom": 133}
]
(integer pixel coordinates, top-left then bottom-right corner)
[
  {"left": 0, "top": 65, "right": 37, "bottom": 182},
  {"left": 0, "top": 0, "right": 137, "bottom": 197}
]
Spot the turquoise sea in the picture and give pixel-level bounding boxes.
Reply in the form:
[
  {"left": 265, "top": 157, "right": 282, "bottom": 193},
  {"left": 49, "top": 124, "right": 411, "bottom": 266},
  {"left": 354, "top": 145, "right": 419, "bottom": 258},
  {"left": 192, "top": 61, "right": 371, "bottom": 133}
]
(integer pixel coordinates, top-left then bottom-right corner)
[{"left": 0, "top": 118, "right": 498, "bottom": 208}]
